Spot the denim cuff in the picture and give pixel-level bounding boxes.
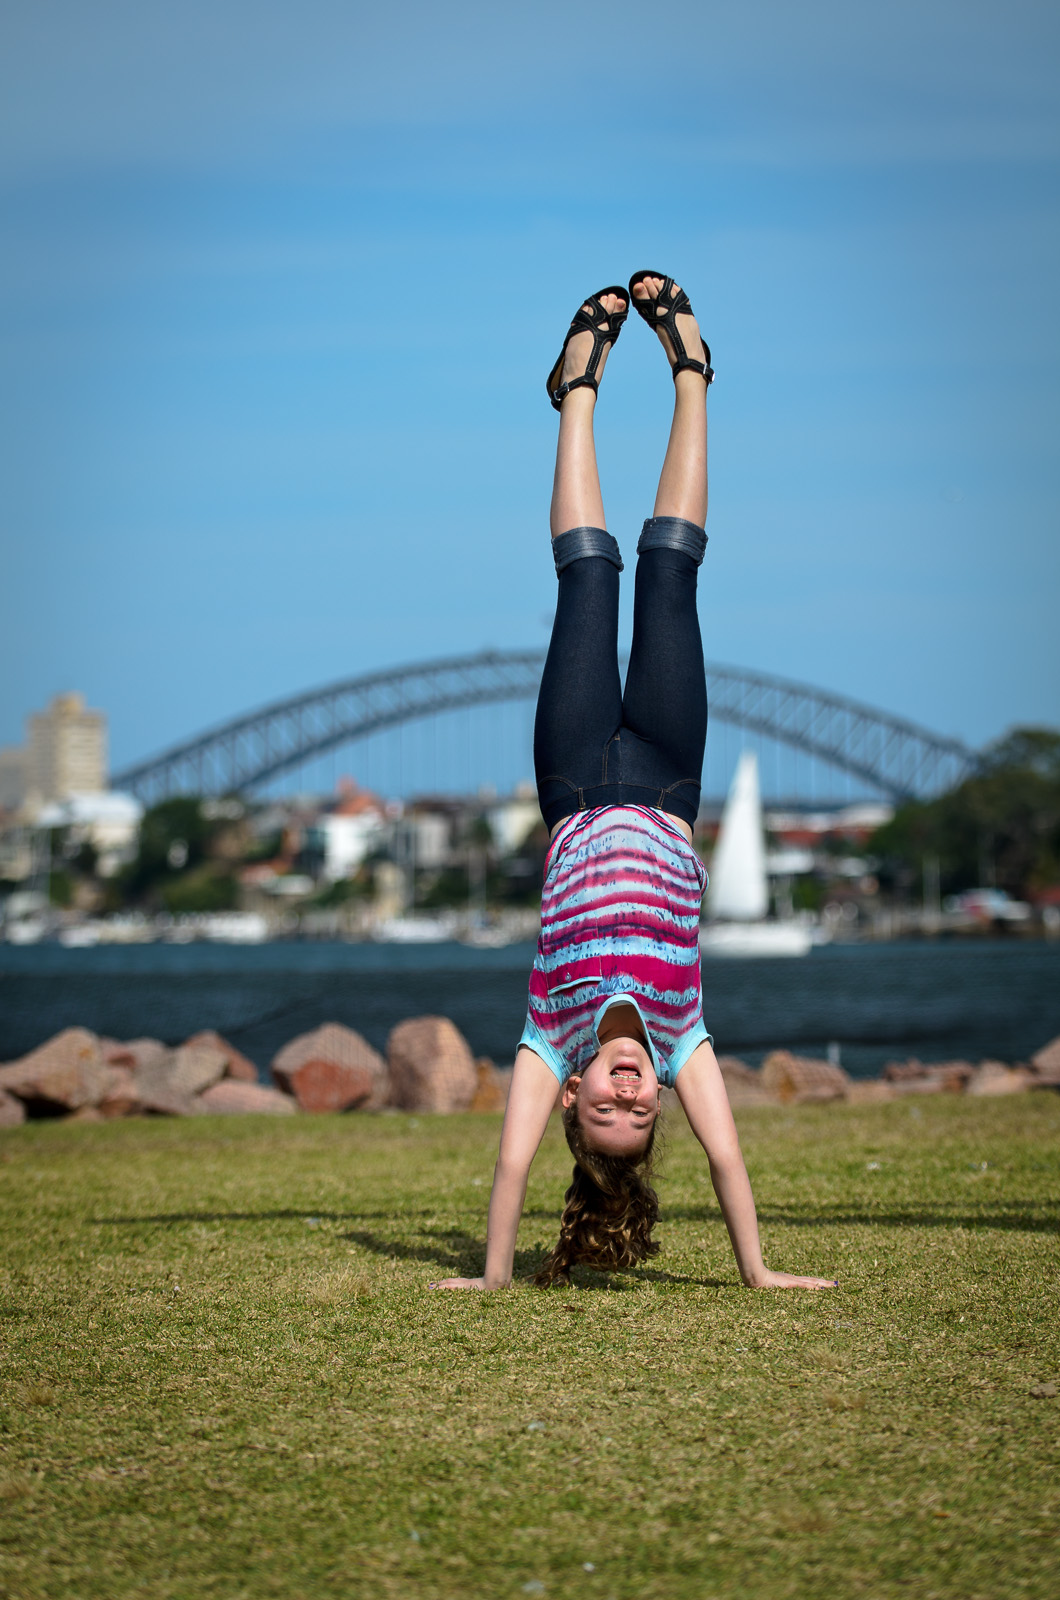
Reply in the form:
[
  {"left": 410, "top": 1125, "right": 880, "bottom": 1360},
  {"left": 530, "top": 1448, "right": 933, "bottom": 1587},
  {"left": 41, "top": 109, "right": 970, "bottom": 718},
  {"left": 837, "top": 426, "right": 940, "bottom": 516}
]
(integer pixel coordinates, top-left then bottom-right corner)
[
  {"left": 552, "top": 525, "right": 624, "bottom": 575},
  {"left": 637, "top": 516, "right": 708, "bottom": 566}
]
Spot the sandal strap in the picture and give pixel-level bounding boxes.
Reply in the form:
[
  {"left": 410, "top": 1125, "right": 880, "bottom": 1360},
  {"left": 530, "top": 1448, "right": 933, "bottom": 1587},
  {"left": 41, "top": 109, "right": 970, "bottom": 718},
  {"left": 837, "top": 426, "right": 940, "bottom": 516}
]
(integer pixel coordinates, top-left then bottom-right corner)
[
  {"left": 673, "top": 343, "right": 714, "bottom": 386},
  {"left": 571, "top": 291, "right": 629, "bottom": 378},
  {"left": 546, "top": 285, "right": 629, "bottom": 411},
  {"left": 629, "top": 269, "right": 714, "bottom": 385},
  {"left": 630, "top": 273, "right": 687, "bottom": 330},
  {"left": 549, "top": 373, "right": 599, "bottom": 408}
]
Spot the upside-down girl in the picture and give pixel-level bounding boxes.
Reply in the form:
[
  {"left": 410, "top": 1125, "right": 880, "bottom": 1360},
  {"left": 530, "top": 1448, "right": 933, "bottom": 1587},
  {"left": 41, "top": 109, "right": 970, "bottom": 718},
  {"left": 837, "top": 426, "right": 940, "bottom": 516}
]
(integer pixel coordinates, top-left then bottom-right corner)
[{"left": 434, "top": 273, "right": 836, "bottom": 1293}]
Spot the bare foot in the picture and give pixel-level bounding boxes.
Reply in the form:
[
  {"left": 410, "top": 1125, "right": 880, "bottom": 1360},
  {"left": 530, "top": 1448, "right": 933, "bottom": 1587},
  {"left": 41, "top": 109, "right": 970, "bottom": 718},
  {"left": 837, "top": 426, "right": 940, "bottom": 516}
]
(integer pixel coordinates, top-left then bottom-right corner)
[
  {"left": 630, "top": 275, "right": 709, "bottom": 377},
  {"left": 559, "top": 291, "right": 627, "bottom": 392}
]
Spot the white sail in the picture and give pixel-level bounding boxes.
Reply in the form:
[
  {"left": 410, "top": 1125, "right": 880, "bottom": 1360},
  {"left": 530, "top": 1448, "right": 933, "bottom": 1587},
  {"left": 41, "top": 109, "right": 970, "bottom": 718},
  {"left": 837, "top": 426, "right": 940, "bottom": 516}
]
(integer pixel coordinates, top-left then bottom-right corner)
[{"left": 707, "top": 750, "right": 769, "bottom": 921}]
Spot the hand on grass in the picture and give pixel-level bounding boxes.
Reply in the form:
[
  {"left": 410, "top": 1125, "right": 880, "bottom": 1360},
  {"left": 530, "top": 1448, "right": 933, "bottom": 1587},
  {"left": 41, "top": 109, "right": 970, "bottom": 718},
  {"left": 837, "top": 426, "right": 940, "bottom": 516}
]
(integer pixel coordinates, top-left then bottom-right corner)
[
  {"left": 428, "top": 1277, "right": 488, "bottom": 1291},
  {"left": 750, "top": 1270, "right": 838, "bottom": 1291}
]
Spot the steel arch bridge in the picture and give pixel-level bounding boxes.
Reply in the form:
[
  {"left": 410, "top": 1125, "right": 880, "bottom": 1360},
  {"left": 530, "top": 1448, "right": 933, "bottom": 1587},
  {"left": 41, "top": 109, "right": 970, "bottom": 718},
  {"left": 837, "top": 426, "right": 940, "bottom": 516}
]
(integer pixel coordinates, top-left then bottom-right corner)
[{"left": 112, "top": 650, "right": 975, "bottom": 806}]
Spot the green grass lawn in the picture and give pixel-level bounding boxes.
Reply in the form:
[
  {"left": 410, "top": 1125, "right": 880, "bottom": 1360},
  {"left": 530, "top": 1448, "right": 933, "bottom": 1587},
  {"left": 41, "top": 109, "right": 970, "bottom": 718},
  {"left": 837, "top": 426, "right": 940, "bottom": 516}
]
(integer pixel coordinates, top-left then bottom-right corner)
[{"left": 1, "top": 1096, "right": 1058, "bottom": 1600}]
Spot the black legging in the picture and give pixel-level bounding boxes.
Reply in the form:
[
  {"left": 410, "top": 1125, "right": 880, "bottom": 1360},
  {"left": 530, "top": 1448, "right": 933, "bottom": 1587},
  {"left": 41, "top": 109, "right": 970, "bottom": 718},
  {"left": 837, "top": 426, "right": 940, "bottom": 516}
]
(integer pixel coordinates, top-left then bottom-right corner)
[{"left": 534, "top": 516, "right": 709, "bottom": 832}]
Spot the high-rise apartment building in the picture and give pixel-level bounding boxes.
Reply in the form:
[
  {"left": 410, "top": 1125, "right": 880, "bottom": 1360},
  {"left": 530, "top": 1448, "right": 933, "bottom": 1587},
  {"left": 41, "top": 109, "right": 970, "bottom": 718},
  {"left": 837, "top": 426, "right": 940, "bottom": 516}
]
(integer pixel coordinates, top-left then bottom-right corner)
[
  {"left": 26, "top": 693, "right": 107, "bottom": 806},
  {"left": 0, "top": 746, "right": 27, "bottom": 812}
]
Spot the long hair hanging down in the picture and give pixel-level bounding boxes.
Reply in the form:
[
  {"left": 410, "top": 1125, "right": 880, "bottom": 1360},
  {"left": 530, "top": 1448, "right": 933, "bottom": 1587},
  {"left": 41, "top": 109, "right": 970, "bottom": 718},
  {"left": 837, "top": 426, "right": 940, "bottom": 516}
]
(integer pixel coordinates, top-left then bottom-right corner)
[{"left": 534, "top": 1102, "right": 661, "bottom": 1287}]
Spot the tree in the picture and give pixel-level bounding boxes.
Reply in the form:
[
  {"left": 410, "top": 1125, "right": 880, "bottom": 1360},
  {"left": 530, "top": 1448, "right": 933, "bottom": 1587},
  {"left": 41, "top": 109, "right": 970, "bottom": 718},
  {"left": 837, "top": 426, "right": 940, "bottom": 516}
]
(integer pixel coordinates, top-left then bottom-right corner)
[
  {"left": 870, "top": 727, "right": 1060, "bottom": 899},
  {"left": 117, "top": 797, "right": 235, "bottom": 909}
]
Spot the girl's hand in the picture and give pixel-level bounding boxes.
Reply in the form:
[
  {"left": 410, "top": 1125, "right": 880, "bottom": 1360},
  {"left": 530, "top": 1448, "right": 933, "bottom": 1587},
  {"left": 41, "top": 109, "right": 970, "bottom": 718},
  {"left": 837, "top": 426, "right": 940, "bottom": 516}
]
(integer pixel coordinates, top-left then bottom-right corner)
[
  {"left": 428, "top": 1277, "right": 489, "bottom": 1291},
  {"left": 749, "top": 1270, "right": 838, "bottom": 1291}
]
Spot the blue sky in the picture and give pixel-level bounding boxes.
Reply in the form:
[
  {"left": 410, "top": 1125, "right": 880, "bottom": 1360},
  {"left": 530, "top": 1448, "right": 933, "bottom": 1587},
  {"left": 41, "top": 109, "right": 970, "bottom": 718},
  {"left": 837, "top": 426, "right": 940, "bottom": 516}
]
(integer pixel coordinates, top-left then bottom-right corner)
[{"left": 1, "top": 0, "right": 1057, "bottom": 786}]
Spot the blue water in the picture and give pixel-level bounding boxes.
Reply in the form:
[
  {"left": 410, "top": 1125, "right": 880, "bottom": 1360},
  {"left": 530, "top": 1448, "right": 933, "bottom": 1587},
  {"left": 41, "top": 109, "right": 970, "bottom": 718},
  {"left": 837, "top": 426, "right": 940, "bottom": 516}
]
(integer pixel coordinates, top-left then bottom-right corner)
[{"left": 1, "top": 939, "right": 1057, "bottom": 1079}]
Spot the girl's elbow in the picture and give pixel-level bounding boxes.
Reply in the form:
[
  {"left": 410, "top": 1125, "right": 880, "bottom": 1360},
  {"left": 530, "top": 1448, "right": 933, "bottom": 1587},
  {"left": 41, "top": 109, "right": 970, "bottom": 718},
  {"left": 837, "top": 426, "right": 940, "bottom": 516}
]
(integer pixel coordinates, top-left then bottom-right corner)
[{"left": 707, "top": 1141, "right": 746, "bottom": 1180}]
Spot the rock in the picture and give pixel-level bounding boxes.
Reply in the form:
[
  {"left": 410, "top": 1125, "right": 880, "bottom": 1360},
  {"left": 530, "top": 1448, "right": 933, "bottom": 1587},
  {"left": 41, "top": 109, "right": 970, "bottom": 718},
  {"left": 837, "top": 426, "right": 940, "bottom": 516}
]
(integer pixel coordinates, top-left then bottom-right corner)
[
  {"left": 69, "top": 1105, "right": 105, "bottom": 1122},
  {"left": 271, "top": 1023, "right": 387, "bottom": 1113},
  {"left": 760, "top": 1050, "right": 850, "bottom": 1105},
  {"left": 0, "top": 1028, "right": 112, "bottom": 1114},
  {"left": 133, "top": 1078, "right": 202, "bottom": 1117},
  {"left": 102, "top": 1037, "right": 167, "bottom": 1071},
  {"left": 965, "top": 1060, "right": 1034, "bottom": 1097},
  {"left": 470, "top": 1057, "right": 510, "bottom": 1113},
  {"left": 197, "top": 1080, "right": 297, "bottom": 1115},
  {"left": 167, "top": 1046, "right": 228, "bottom": 1096},
  {"left": 132, "top": 1046, "right": 227, "bottom": 1116},
  {"left": 888, "top": 1075, "right": 945, "bottom": 1096},
  {"left": 717, "top": 1057, "right": 777, "bottom": 1108},
  {"left": 387, "top": 1016, "right": 477, "bottom": 1113},
  {"left": 1030, "top": 1381, "right": 1058, "bottom": 1399},
  {"left": 937, "top": 1059, "right": 976, "bottom": 1091},
  {"left": 882, "top": 1058, "right": 927, "bottom": 1081},
  {"left": 98, "top": 1066, "right": 142, "bottom": 1119},
  {"left": 182, "top": 1030, "right": 258, "bottom": 1083},
  {"left": 0, "top": 1088, "right": 26, "bottom": 1127},
  {"left": 717, "top": 1056, "right": 757, "bottom": 1084},
  {"left": 846, "top": 1080, "right": 897, "bottom": 1104},
  {"left": 1030, "top": 1034, "right": 1060, "bottom": 1087},
  {"left": 132, "top": 1056, "right": 203, "bottom": 1116},
  {"left": 883, "top": 1059, "right": 974, "bottom": 1093}
]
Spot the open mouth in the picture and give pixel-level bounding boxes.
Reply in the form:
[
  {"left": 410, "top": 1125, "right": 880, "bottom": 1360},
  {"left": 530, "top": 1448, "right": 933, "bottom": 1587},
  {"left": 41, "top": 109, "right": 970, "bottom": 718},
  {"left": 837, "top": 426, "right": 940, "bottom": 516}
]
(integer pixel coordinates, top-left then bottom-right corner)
[{"left": 610, "top": 1064, "right": 642, "bottom": 1081}]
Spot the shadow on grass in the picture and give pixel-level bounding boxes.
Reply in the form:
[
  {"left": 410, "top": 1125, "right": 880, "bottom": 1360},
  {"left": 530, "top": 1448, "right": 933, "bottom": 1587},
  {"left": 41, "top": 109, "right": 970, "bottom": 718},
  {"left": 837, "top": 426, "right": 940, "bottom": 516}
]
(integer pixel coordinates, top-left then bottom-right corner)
[
  {"left": 97, "top": 1207, "right": 559, "bottom": 1227},
  {"left": 95, "top": 1199, "right": 1060, "bottom": 1238},
  {"left": 94, "top": 1209, "right": 437, "bottom": 1226},
  {"left": 667, "top": 1200, "right": 1060, "bottom": 1234},
  {"left": 343, "top": 1227, "right": 727, "bottom": 1290},
  {"left": 92, "top": 1211, "right": 726, "bottom": 1289}
]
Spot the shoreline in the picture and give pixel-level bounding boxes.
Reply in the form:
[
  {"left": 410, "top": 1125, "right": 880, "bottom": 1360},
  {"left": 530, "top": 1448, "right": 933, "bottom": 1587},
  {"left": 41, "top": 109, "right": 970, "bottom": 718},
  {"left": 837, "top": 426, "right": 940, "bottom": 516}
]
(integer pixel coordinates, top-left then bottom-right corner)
[{"left": 2, "top": 1022, "right": 1059, "bottom": 1129}]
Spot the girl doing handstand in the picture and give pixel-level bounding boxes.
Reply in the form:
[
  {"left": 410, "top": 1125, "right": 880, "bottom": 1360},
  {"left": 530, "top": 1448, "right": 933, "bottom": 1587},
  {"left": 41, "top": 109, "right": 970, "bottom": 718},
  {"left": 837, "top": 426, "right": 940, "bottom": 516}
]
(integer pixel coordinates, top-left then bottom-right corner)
[{"left": 436, "top": 273, "right": 835, "bottom": 1293}]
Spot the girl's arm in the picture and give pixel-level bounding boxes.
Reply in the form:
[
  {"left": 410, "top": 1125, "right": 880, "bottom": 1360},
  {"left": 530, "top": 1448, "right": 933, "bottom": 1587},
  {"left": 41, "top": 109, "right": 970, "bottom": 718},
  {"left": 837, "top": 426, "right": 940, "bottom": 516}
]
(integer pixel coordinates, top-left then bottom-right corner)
[
  {"left": 431, "top": 1046, "right": 559, "bottom": 1291},
  {"left": 675, "top": 1040, "right": 836, "bottom": 1290}
]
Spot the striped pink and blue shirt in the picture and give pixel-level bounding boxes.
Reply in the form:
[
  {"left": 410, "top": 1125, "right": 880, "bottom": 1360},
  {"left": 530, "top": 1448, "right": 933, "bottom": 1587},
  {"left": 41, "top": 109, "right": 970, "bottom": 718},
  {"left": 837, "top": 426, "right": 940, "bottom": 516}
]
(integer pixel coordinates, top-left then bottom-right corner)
[{"left": 518, "top": 806, "right": 711, "bottom": 1086}]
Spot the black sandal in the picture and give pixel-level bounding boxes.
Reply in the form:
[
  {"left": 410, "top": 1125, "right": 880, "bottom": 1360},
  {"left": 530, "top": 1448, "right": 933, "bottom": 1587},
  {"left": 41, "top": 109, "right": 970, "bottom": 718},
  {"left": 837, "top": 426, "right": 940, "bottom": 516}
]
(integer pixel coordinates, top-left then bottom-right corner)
[
  {"left": 627, "top": 271, "right": 714, "bottom": 385},
  {"left": 545, "top": 286, "right": 629, "bottom": 412}
]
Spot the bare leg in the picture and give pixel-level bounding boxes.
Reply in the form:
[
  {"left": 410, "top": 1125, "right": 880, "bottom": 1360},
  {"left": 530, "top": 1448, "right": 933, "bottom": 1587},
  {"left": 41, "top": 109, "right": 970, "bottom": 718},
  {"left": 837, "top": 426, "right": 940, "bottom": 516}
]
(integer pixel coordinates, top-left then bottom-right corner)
[
  {"left": 654, "top": 374, "right": 708, "bottom": 526},
  {"left": 630, "top": 276, "right": 709, "bottom": 528},
  {"left": 549, "top": 291, "right": 627, "bottom": 538}
]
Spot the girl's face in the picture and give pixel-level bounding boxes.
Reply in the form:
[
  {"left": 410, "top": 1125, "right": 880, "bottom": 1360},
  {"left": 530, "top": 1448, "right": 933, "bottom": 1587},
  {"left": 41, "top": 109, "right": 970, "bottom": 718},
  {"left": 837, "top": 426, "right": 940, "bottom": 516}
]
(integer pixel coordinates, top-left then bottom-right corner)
[{"left": 562, "top": 1005, "right": 660, "bottom": 1156}]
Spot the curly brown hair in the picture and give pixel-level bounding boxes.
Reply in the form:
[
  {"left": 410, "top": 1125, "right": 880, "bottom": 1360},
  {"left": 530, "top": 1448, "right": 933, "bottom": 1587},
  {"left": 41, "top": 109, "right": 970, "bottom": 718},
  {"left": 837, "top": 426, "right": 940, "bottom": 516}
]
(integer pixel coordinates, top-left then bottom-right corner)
[{"left": 533, "top": 1101, "right": 661, "bottom": 1287}]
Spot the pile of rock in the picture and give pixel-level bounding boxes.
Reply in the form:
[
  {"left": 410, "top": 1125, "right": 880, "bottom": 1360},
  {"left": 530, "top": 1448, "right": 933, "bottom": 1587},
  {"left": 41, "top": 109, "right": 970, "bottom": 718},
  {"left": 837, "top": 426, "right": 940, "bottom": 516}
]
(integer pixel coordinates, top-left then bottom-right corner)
[
  {"left": 709, "top": 1034, "right": 1060, "bottom": 1107},
  {"left": 0, "top": 1016, "right": 513, "bottom": 1125},
  {"left": 2, "top": 1026, "right": 1056, "bottom": 1128},
  {"left": 269, "top": 1017, "right": 510, "bottom": 1115},
  {"left": 0, "top": 1028, "right": 294, "bottom": 1125}
]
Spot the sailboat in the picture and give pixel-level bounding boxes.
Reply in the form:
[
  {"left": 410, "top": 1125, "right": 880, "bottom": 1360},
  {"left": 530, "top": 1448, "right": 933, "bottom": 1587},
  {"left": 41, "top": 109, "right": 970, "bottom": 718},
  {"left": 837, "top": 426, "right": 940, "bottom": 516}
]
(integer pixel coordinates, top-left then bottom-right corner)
[{"left": 699, "top": 751, "right": 813, "bottom": 957}]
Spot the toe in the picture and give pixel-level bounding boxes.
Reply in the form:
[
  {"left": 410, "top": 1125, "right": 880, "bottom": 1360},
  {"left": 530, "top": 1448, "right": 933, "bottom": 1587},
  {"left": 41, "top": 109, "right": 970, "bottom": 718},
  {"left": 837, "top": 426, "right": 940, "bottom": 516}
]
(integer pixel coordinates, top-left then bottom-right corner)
[{"left": 593, "top": 292, "right": 625, "bottom": 331}]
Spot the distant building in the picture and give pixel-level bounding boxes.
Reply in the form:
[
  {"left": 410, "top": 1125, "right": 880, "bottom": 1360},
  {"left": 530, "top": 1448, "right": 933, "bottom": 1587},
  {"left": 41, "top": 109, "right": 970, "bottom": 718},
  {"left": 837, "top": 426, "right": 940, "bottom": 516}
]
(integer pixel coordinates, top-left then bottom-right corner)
[
  {"left": 0, "top": 746, "right": 27, "bottom": 812},
  {"left": 35, "top": 791, "right": 143, "bottom": 878},
  {"left": 488, "top": 785, "right": 542, "bottom": 856},
  {"left": 763, "top": 802, "right": 893, "bottom": 848},
  {"left": 26, "top": 693, "right": 107, "bottom": 809},
  {"left": 318, "top": 782, "right": 387, "bottom": 881}
]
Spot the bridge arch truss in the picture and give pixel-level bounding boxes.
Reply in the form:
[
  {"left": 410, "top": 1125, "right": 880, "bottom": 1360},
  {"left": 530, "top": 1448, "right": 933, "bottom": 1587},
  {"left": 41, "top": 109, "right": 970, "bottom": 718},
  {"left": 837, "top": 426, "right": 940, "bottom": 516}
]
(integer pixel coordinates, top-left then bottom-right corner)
[{"left": 113, "top": 649, "right": 975, "bottom": 807}]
